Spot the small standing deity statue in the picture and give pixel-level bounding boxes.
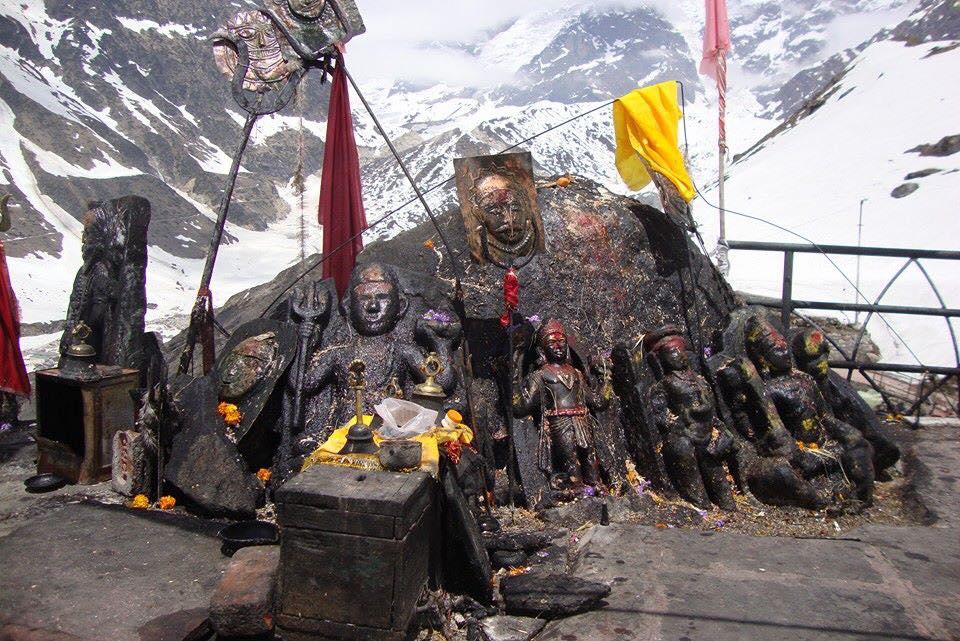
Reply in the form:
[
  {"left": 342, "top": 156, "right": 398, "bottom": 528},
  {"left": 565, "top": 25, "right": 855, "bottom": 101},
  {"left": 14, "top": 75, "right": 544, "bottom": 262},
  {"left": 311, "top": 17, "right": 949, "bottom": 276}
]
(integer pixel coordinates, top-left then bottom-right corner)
[
  {"left": 644, "top": 326, "right": 736, "bottom": 510},
  {"left": 513, "top": 319, "right": 609, "bottom": 492}
]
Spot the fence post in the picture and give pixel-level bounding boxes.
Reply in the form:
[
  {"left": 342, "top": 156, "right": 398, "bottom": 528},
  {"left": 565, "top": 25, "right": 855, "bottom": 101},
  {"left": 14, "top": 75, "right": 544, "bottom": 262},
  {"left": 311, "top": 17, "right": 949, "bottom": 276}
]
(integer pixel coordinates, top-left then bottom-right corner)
[{"left": 781, "top": 250, "right": 794, "bottom": 331}]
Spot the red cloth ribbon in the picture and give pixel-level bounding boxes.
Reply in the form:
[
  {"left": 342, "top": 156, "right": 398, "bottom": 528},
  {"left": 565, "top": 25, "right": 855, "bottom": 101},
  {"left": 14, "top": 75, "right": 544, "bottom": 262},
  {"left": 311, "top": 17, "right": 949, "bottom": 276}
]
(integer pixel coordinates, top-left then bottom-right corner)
[
  {"left": 0, "top": 241, "right": 31, "bottom": 397},
  {"left": 500, "top": 267, "right": 519, "bottom": 328},
  {"left": 318, "top": 55, "right": 368, "bottom": 298}
]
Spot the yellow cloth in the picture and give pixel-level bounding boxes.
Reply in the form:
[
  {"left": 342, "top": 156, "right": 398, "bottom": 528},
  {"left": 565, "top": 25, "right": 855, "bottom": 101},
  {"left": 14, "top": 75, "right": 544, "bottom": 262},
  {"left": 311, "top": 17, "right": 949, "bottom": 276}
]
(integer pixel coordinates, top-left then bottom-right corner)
[
  {"left": 301, "top": 414, "right": 474, "bottom": 478},
  {"left": 613, "top": 80, "right": 695, "bottom": 202}
]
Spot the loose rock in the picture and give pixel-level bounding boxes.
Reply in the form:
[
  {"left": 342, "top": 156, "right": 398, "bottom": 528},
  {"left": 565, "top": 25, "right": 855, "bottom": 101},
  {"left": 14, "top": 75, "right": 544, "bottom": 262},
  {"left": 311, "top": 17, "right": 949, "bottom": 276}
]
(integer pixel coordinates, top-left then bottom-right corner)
[
  {"left": 480, "top": 615, "right": 546, "bottom": 641},
  {"left": 500, "top": 573, "right": 611, "bottom": 618},
  {"left": 209, "top": 546, "right": 280, "bottom": 638},
  {"left": 891, "top": 182, "right": 919, "bottom": 198},
  {"left": 165, "top": 377, "right": 263, "bottom": 519}
]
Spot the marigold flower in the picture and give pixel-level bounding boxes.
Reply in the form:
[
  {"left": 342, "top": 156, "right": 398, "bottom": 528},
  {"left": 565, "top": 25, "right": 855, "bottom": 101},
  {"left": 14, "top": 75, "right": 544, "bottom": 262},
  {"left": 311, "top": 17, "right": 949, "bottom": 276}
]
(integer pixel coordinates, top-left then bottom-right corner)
[
  {"left": 217, "top": 402, "right": 243, "bottom": 426},
  {"left": 157, "top": 496, "right": 176, "bottom": 510},
  {"left": 257, "top": 468, "right": 272, "bottom": 483},
  {"left": 130, "top": 494, "right": 150, "bottom": 509},
  {"left": 423, "top": 238, "right": 435, "bottom": 249}
]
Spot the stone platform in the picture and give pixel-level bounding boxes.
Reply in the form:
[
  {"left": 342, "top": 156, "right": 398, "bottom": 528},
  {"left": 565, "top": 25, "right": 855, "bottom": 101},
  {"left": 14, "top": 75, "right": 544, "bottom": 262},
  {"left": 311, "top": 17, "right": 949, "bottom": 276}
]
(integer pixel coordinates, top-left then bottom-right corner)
[
  {"left": 0, "top": 503, "right": 229, "bottom": 641},
  {"left": 0, "top": 424, "right": 956, "bottom": 641},
  {"left": 538, "top": 423, "right": 960, "bottom": 641}
]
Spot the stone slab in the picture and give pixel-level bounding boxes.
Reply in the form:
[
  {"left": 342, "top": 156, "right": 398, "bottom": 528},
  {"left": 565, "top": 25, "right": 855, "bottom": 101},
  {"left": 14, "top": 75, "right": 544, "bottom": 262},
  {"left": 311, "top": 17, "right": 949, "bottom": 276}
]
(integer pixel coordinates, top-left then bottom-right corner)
[
  {"left": 538, "top": 522, "right": 958, "bottom": 641},
  {"left": 480, "top": 615, "right": 546, "bottom": 641},
  {"left": 0, "top": 502, "right": 229, "bottom": 641},
  {"left": 900, "top": 423, "right": 960, "bottom": 528}
]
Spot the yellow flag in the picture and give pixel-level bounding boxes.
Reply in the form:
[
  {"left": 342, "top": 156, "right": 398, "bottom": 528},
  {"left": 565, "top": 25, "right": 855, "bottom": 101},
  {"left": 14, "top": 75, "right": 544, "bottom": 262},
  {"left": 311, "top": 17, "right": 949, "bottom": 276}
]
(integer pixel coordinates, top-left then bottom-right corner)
[{"left": 613, "top": 80, "right": 695, "bottom": 202}]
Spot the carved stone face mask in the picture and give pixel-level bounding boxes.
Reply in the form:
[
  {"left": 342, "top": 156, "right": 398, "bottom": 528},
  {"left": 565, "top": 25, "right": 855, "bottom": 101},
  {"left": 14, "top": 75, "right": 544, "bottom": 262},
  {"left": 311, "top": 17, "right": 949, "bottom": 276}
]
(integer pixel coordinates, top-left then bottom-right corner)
[
  {"left": 218, "top": 333, "right": 279, "bottom": 400},
  {"left": 214, "top": 10, "right": 292, "bottom": 92},
  {"left": 474, "top": 174, "right": 532, "bottom": 249}
]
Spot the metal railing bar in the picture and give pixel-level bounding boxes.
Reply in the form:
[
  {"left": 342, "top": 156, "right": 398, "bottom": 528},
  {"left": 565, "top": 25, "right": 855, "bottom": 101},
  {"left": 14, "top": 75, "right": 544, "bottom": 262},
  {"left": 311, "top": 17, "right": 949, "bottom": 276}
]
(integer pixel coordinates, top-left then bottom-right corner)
[
  {"left": 726, "top": 241, "right": 960, "bottom": 260},
  {"left": 742, "top": 296, "right": 960, "bottom": 318},
  {"left": 829, "top": 361, "right": 960, "bottom": 376}
]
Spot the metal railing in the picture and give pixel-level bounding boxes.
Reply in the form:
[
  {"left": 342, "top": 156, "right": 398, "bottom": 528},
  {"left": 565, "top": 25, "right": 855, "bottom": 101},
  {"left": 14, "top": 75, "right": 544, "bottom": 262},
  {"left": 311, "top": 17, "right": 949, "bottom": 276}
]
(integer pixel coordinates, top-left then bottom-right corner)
[{"left": 727, "top": 240, "right": 960, "bottom": 419}]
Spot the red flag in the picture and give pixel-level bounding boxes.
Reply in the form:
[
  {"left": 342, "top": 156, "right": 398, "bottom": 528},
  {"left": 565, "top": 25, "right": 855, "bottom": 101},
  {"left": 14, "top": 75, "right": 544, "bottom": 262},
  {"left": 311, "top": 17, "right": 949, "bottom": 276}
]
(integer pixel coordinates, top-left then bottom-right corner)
[
  {"left": 700, "top": 0, "right": 731, "bottom": 81},
  {"left": 0, "top": 241, "right": 30, "bottom": 397},
  {"left": 318, "top": 55, "right": 367, "bottom": 298}
]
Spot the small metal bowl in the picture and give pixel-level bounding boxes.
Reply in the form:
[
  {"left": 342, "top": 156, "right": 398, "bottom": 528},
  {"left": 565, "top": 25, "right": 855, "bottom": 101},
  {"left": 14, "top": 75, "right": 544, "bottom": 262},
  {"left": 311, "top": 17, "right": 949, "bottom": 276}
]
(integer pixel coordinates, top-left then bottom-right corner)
[
  {"left": 378, "top": 439, "right": 422, "bottom": 471},
  {"left": 24, "top": 473, "right": 68, "bottom": 493},
  {"left": 218, "top": 520, "right": 279, "bottom": 557}
]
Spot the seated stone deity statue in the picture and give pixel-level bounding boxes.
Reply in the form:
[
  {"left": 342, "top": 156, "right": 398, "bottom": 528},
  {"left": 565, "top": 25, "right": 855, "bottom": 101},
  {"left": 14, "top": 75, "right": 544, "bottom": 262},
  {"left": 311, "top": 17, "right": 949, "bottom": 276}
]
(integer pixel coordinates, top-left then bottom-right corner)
[
  {"left": 718, "top": 355, "right": 830, "bottom": 510},
  {"left": 791, "top": 329, "right": 900, "bottom": 473},
  {"left": 513, "top": 319, "right": 608, "bottom": 492},
  {"left": 745, "top": 314, "right": 876, "bottom": 504},
  {"left": 297, "top": 263, "right": 461, "bottom": 446},
  {"left": 643, "top": 326, "right": 736, "bottom": 510}
]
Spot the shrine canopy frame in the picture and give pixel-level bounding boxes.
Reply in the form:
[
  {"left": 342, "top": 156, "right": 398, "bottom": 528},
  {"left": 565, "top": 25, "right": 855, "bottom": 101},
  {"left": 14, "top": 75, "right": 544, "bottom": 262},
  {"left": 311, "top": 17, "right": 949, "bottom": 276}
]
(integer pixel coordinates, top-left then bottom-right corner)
[{"left": 727, "top": 240, "right": 960, "bottom": 420}]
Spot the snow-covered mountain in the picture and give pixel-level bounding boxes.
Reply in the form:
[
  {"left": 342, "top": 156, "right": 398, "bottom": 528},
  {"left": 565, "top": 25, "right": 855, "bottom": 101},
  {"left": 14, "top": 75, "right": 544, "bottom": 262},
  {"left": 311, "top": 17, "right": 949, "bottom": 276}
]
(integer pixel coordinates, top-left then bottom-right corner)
[
  {"left": 699, "top": 0, "right": 960, "bottom": 369},
  {"left": 2, "top": 0, "right": 957, "bottom": 369}
]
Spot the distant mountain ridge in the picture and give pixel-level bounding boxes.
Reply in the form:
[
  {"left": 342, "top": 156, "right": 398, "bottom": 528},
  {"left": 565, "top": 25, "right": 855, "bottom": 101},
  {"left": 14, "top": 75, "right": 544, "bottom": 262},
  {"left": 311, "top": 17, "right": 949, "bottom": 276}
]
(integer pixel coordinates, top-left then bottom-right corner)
[{"left": 2, "top": 0, "right": 951, "bottom": 362}]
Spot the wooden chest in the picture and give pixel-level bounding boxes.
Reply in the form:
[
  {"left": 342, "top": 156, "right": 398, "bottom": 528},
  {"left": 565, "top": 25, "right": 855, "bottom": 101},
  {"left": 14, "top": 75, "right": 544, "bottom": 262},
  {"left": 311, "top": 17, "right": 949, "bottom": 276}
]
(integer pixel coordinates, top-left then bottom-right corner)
[
  {"left": 35, "top": 368, "right": 139, "bottom": 484},
  {"left": 275, "top": 464, "right": 436, "bottom": 641}
]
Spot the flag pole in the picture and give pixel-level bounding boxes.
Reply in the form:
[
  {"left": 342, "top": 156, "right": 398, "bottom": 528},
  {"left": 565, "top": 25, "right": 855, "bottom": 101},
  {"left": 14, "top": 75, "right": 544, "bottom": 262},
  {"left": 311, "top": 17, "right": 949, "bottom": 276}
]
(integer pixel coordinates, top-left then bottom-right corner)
[{"left": 715, "top": 51, "right": 730, "bottom": 276}]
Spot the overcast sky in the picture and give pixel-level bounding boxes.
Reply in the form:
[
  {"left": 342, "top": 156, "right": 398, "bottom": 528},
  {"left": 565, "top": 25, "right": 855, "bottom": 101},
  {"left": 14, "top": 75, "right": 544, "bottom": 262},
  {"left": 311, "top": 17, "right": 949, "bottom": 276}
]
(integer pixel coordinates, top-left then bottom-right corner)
[
  {"left": 341, "top": 0, "right": 917, "bottom": 88},
  {"left": 344, "top": 0, "right": 671, "bottom": 86}
]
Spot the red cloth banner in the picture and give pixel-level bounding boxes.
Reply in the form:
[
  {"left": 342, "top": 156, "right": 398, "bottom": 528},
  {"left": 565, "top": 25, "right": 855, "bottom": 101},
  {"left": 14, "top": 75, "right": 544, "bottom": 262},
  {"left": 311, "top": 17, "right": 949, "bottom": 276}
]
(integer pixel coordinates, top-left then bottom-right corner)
[
  {"left": 0, "top": 241, "right": 30, "bottom": 396},
  {"left": 318, "top": 55, "right": 368, "bottom": 298},
  {"left": 700, "top": 0, "right": 731, "bottom": 81}
]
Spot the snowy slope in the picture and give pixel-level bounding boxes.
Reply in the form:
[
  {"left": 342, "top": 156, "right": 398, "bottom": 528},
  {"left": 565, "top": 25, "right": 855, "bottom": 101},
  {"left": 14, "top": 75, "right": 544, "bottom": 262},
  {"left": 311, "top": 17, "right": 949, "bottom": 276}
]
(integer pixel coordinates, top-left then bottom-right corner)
[{"left": 696, "top": 37, "right": 960, "bottom": 367}]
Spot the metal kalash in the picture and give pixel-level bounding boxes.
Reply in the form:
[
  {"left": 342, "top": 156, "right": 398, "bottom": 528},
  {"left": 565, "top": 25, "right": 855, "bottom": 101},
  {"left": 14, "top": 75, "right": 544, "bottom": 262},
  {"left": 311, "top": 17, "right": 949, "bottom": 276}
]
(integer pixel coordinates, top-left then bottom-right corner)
[{"left": 177, "top": 1, "right": 365, "bottom": 375}]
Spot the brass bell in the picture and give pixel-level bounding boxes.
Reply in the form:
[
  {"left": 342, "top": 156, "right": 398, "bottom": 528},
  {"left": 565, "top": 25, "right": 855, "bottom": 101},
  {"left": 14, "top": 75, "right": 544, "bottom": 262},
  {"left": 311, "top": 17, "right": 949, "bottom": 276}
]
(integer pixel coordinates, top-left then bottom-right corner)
[
  {"left": 412, "top": 352, "right": 445, "bottom": 399},
  {"left": 340, "top": 359, "right": 378, "bottom": 455},
  {"left": 66, "top": 322, "right": 97, "bottom": 358}
]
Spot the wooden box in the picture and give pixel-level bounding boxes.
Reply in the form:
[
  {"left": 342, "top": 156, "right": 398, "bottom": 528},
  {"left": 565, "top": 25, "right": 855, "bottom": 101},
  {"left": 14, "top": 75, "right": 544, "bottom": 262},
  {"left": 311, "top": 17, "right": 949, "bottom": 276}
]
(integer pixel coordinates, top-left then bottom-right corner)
[
  {"left": 35, "top": 368, "right": 138, "bottom": 484},
  {"left": 275, "top": 464, "right": 435, "bottom": 641}
]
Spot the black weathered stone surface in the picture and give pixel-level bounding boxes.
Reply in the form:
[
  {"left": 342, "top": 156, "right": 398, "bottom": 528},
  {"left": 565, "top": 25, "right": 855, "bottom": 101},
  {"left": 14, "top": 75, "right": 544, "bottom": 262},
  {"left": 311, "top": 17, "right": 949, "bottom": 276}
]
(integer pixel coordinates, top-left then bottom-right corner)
[
  {"left": 440, "top": 462, "right": 493, "bottom": 602},
  {"left": 58, "top": 195, "right": 162, "bottom": 386},
  {"left": 483, "top": 528, "right": 567, "bottom": 552},
  {"left": 164, "top": 376, "right": 263, "bottom": 519},
  {"left": 500, "top": 573, "right": 611, "bottom": 618},
  {"left": 491, "top": 549, "right": 528, "bottom": 569}
]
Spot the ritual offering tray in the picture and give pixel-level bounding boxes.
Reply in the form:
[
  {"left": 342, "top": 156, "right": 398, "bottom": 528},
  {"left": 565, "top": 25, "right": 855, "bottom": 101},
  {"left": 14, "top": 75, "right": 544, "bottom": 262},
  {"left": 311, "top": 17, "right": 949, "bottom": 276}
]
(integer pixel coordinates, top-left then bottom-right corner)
[
  {"left": 24, "top": 473, "right": 68, "bottom": 494},
  {"left": 218, "top": 520, "right": 280, "bottom": 557},
  {"left": 275, "top": 464, "right": 435, "bottom": 641}
]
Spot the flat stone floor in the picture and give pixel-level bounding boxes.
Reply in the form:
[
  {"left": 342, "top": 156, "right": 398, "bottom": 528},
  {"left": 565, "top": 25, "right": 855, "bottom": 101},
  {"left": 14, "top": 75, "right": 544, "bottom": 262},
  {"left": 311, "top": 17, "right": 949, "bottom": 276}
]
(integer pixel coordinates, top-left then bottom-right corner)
[
  {"left": 540, "top": 424, "right": 960, "bottom": 641},
  {"left": 0, "top": 503, "right": 229, "bottom": 641},
  {"left": 0, "top": 423, "right": 956, "bottom": 641}
]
